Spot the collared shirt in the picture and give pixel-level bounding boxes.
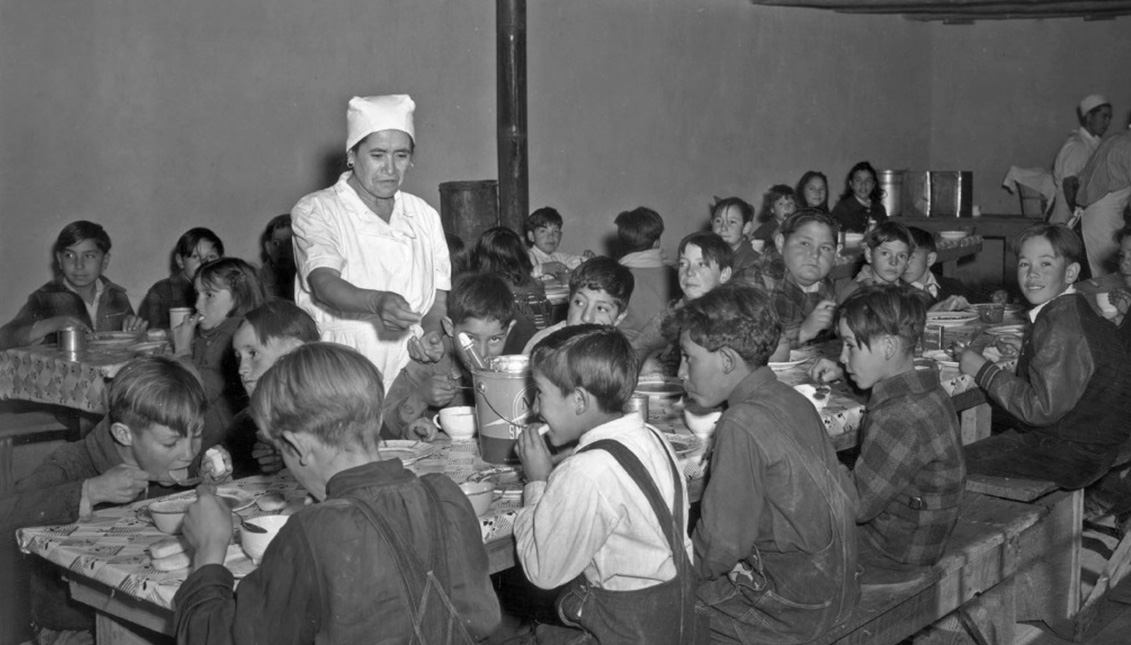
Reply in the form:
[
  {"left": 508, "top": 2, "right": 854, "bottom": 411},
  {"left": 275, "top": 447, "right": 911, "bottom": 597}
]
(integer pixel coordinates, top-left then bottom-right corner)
[
  {"left": 771, "top": 272, "right": 836, "bottom": 348},
  {"left": 909, "top": 270, "right": 941, "bottom": 298},
  {"left": 1052, "top": 127, "right": 1103, "bottom": 222},
  {"left": 1079, "top": 129, "right": 1131, "bottom": 206},
  {"left": 853, "top": 367, "right": 964, "bottom": 566},
  {"left": 515, "top": 414, "right": 692, "bottom": 591},
  {"left": 529, "top": 246, "right": 585, "bottom": 278},
  {"left": 65, "top": 278, "right": 105, "bottom": 325},
  {"left": 693, "top": 367, "right": 854, "bottom": 581},
  {"left": 292, "top": 172, "right": 451, "bottom": 388}
]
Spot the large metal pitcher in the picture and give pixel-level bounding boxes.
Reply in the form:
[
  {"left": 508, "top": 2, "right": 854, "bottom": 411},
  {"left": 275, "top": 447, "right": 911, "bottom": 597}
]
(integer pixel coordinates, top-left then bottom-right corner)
[{"left": 877, "top": 169, "right": 905, "bottom": 217}]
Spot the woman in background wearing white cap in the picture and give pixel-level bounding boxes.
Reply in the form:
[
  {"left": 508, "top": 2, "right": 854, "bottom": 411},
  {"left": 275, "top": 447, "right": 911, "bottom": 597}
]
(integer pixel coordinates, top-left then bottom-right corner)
[
  {"left": 1050, "top": 94, "right": 1112, "bottom": 226},
  {"left": 291, "top": 95, "right": 451, "bottom": 390}
]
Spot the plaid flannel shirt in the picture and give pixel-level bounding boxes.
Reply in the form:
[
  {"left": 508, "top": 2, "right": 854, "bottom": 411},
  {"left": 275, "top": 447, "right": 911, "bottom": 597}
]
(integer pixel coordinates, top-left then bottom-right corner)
[
  {"left": 770, "top": 272, "right": 836, "bottom": 348},
  {"left": 854, "top": 367, "right": 965, "bottom": 566}
]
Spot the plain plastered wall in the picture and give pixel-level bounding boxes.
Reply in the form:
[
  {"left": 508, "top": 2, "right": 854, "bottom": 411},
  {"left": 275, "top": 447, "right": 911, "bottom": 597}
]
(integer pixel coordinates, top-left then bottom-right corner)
[{"left": 1, "top": 0, "right": 1126, "bottom": 322}]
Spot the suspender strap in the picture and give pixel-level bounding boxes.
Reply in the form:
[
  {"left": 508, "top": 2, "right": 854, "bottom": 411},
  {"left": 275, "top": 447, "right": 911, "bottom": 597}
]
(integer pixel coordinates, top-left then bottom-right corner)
[{"left": 580, "top": 432, "right": 688, "bottom": 573}]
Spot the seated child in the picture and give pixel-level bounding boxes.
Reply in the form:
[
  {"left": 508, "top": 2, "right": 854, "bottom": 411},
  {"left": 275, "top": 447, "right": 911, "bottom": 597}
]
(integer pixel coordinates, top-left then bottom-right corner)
[
  {"left": 902, "top": 227, "right": 967, "bottom": 306},
  {"left": 226, "top": 300, "right": 320, "bottom": 477},
  {"left": 770, "top": 208, "right": 854, "bottom": 348},
  {"left": 522, "top": 256, "right": 634, "bottom": 353},
  {"left": 383, "top": 272, "right": 516, "bottom": 441},
  {"left": 258, "top": 215, "right": 296, "bottom": 302},
  {"left": 710, "top": 197, "right": 761, "bottom": 284},
  {"left": 852, "top": 220, "right": 913, "bottom": 289},
  {"left": 139, "top": 227, "right": 224, "bottom": 328},
  {"left": 672, "top": 283, "right": 859, "bottom": 643},
  {"left": 514, "top": 325, "right": 697, "bottom": 643},
  {"left": 447, "top": 233, "right": 472, "bottom": 278},
  {"left": 473, "top": 226, "right": 549, "bottom": 353},
  {"left": 175, "top": 343, "right": 500, "bottom": 644},
  {"left": 1076, "top": 222, "right": 1131, "bottom": 327},
  {"left": 615, "top": 206, "right": 677, "bottom": 340},
  {"left": 831, "top": 161, "right": 888, "bottom": 234},
  {"left": 809, "top": 285, "right": 965, "bottom": 567},
  {"left": 957, "top": 224, "right": 1131, "bottom": 489},
  {"left": 525, "top": 206, "right": 595, "bottom": 279},
  {"left": 751, "top": 184, "right": 797, "bottom": 247},
  {"left": 173, "top": 258, "right": 267, "bottom": 453},
  {"left": 5, "top": 356, "right": 227, "bottom": 641},
  {"left": 633, "top": 232, "right": 733, "bottom": 373},
  {"left": 0, "top": 220, "right": 146, "bottom": 349}
]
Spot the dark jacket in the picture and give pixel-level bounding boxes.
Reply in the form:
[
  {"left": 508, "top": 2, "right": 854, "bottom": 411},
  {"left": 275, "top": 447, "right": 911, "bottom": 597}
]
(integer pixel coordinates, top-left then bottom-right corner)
[
  {"left": 831, "top": 197, "right": 888, "bottom": 234},
  {"left": 975, "top": 293, "right": 1131, "bottom": 451},
  {"left": 192, "top": 317, "right": 246, "bottom": 456},
  {"left": 0, "top": 276, "right": 135, "bottom": 349},
  {"left": 174, "top": 460, "right": 501, "bottom": 645}
]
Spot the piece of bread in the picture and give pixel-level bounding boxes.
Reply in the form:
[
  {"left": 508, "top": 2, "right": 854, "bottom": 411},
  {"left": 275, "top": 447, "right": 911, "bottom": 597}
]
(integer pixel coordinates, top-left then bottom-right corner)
[
  {"left": 148, "top": 536, "right": 189, "bottom": 560},
  {"left": 152, "top": 551, "right": 192, "bottom": 572}
]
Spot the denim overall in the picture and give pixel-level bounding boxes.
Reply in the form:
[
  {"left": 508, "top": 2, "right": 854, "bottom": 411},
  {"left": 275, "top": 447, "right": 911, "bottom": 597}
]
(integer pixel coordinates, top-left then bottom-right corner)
[
  {"left": 698, "top": 414, "right": 860, "bottom": 645},
  {"left": 554, "top": 432, "right": 706, "bottom": 645}
]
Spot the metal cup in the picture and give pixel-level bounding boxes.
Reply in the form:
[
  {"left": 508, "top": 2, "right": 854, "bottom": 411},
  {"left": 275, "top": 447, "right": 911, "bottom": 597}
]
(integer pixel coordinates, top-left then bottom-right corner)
[
  {"left": 59, "top": 326, "right": 85, "bottom": 359},
  {"left": 625, "top": 394, "right": 650, "bottom": 424}
]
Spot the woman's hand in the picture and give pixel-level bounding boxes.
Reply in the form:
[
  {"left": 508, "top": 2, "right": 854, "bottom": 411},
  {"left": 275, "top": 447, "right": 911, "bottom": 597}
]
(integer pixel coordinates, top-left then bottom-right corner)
[
  {"left": 807, "top": 358, "right": 844, "bottom": 384},
  {"left": 367, "top": 291, "right": 422, "bottom": 332},
  {"left": 183, "top": 485, "right": 233, "bottom": 571}
]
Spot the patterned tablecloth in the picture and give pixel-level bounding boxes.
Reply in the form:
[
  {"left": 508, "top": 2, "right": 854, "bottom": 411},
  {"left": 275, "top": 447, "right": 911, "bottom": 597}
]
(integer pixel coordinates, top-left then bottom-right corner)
[
  {"left": 0, "top": 337, "right": 169, "bottom": 413},
  {"left": 17, "top": 440, "right": 524, "bottom": 613}
]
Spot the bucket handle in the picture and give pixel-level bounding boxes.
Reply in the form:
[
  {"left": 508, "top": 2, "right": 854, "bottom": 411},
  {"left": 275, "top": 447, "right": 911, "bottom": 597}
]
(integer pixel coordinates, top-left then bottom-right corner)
[{"left": 476, "top": 381, "right": 535, "bottom": 429}]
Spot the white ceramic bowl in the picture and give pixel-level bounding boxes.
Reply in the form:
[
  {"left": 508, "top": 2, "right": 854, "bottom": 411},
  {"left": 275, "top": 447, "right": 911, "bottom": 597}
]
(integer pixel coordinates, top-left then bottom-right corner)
[
  {"left": 240, "top": 515, "right": 290, "bottom": 564},
  {"left": 939, "top": 231, "right": 967, "bottom": 240},
  {"left": 148, "top": 498, "right": 194, "bottom": 534},
  {"left": 459, "top": 481, "right": 495, "bottom": 516}
]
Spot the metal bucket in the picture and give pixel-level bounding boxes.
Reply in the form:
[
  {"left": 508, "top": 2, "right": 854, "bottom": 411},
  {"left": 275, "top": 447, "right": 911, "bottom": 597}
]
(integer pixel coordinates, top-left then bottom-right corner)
[
  {"left": 471, "top": 355, "right": 536, "bottom": 464},
  {"left": 877, "top": 169, "right": 905, "bottom": 217}
]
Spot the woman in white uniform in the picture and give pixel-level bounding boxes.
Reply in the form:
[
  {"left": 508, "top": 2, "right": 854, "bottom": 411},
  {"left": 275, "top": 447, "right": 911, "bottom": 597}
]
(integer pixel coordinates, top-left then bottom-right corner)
[{"left": 292, "top": 94, "right": 451, "bottom": 390}]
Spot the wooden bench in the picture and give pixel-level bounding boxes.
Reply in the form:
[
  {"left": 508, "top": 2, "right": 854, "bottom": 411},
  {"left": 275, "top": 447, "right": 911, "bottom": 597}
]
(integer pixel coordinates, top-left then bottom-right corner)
[{"left": 810, "top": 490, "right": 1065, "bottom": 645}]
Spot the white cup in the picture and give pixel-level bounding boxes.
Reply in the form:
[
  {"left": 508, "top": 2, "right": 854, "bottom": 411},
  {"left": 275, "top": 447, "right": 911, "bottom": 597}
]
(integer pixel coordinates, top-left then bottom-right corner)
[
  {"left": 169, "top": 307, "right": 193, "bottom": 329},
  {"left": 434, "top": 406, "right": 477, "bottom": 441},
  {"left": 751, "top": 239, "right": 766, "bottom": 253},
  {"left": 240, "top": 515, "right": 290, "bottom": 564}
]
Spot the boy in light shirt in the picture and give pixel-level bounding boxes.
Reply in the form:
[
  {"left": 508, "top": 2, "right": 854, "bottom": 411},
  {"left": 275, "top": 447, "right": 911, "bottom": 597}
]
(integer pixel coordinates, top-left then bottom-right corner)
[
  {"left": 515, "top": 325, "right": 699, "bottom": 643},
  {"left": 525, "top": 206, "right": 596, "bottom": 279},
  {"left": 522, "top": 256, "right": 634, "bottom": 353}
]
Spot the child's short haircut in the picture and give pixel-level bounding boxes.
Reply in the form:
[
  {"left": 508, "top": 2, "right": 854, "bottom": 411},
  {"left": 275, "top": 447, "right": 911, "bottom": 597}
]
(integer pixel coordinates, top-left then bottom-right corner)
[
  {"left": 1014, "top": 224, "right": 1085, "bottom": 265},
  {"left": 779, "top": 208, "right": 840, "bottom": 242},
  {"left": 907, "top": 227, "right": 937, "bottom": 254},
  {"left": 448, "top": 272, "right": 516, "bottom": 327},
  {"left": 836, "top": 284, "right": 926, "bottom": 354},
  {"left": 569, "top": 257, "right": 635, "bottom": 312},
  {"left": 176, "top": 227, "right": 225, "bottom": 259},
  {"left": 251, "top": 342, "right": 385, "bottom": 450},
  {"left": 530, "top": 324, "right": 638, "bottom": 414},
  {"left": 196, "top": 258, "right": 267, "bottom": 319},
  {"left": 678, "top": 232, "right": 734, "bottom": 271},
  {"left": 244, "top": 301, "right": 320, "bottom": 345},
  {"left": 54, "top": 220, "right": 112, "bottom": 255},
  {"left": 614, "top": 207, "right": 665, "bottom": 254},
  {"left": 759, "top": 184, "right": 796, "bottom": 222},
  {"left": 866, "top": 221, "right": 915, "bottom": 252},
  {"left": 524, "top": 207, "right": 564, "bottom": 240},
  {"left": 712, "top": 197, "right": 755, "bottom": 225},
  {"left": 263, "top": 214, "right": 291, "bottom": 239},
  {"left": 109, "top": 356, "right": 206, "bottom": 438},
  {"left": 446, "top": 234, "right": 471, "bottom": 277},
  {"left": 668, "top": 283, "right": 780, "bottom": 367}
]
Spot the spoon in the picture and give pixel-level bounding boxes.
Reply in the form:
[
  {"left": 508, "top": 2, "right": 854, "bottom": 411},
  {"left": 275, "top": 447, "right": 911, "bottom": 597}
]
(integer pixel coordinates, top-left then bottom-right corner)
[{"left": 240, "top": 517, "right": 267, "bottom": 534}]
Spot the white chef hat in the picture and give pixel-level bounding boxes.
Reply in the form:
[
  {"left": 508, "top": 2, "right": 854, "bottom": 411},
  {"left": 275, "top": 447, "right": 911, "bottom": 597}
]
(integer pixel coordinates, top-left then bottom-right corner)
[
  {"left": 1078, "top": 94, "right": 1110, "bottom": 116},
  {"left": 346, "top": 94, "right": 416, "bottom": 152}
]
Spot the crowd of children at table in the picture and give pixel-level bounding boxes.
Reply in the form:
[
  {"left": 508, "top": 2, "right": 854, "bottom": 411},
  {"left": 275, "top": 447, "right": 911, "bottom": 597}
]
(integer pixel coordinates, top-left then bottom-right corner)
[{"left": 3, "top": 157, "right": 1131, "bottom": 645}]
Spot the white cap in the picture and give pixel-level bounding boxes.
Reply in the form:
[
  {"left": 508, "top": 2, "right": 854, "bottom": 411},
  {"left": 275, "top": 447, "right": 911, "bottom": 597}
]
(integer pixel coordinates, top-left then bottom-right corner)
[
  {"left": 1078, "top": 94, "right": 1110, "bottom": 116},
  {"left": 346, "top": 94, "right": 415, "bottom": 152}
]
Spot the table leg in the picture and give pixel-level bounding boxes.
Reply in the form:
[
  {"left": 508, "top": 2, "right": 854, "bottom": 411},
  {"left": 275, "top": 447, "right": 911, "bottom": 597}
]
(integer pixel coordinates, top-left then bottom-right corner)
[
  {"left": 1013, "top": 488, "right": 1082, "bottom": 639},
  {"left": 959, "top": 402, "right": 992, "bottom": 446},
  {"left": 69, "top": 578, "right": 173, "bottom": 643}
]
